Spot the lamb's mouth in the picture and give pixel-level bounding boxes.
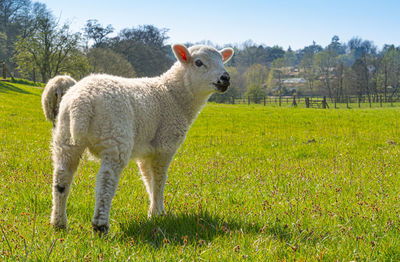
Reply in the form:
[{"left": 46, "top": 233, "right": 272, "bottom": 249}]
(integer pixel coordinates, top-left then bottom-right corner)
[{"left": 213, "top": 82, "right": 230, "bottom": 93}]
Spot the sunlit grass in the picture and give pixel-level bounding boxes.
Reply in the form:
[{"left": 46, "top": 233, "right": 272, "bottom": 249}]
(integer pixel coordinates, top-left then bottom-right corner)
[{"left": 1, "top": 81, "right": 400, "bottom": 260}]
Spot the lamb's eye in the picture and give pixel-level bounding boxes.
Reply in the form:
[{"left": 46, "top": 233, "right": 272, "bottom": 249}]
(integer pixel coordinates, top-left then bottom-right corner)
[{"left": 195, "top": 59, "right": 203, "bottom": 67}]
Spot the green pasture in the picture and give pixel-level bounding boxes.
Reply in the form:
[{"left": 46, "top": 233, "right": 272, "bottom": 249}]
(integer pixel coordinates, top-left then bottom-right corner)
[{"left": 1, "top": 81, "right": 400, "bottom": 261}]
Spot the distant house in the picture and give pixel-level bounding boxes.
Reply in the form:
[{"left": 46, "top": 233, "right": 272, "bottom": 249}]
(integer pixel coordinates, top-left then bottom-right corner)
[{"left": 282, "top": 78, "right": 307, "bottom": 84}]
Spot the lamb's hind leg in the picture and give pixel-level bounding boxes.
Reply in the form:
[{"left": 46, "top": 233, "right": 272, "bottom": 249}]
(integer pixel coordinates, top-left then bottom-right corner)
[
  {"left": 51, "top": 144, "right": 85, "bottom": 229},
  {"left": 92, "top": 145, "right": 130, "bottom": 235}
]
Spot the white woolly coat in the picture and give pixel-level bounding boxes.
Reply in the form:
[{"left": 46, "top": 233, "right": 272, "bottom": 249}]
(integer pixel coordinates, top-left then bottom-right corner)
[{"left": 56, "top": 64, "right": 204, "bottom": 161}]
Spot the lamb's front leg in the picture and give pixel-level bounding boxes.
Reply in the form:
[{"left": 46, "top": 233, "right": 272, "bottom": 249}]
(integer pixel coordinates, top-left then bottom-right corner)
[{"left": 138, "top": 154, "right": 172, "bottom": 217}]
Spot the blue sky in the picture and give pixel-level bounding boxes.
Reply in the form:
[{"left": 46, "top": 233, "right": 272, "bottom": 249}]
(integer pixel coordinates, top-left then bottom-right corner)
[{"left": 39, "top": 0, "right": 400, "bottom": 50}]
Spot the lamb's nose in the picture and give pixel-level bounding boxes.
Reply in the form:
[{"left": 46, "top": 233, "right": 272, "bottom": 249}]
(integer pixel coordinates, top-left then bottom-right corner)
[{"left": 220, "top": 72, "right": 230, "bottom": 82}]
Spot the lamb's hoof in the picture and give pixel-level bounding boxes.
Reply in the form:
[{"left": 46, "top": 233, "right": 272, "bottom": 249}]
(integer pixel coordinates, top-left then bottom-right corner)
[
  {"left": 51, "top": 217, "right": 67, "bottom": 230},
  {"left": 51, "top": 222, "right": 67, "bottom": 230},
  {"left": 148, "top": 209, "right": 166, "bottom": 219},
  {"left": 92, "top": 224, "right": 109, "bottom": 236}
]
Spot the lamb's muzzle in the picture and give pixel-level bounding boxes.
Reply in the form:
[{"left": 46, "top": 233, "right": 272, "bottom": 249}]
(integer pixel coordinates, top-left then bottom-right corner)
[{"left": 213, "top": 72, "right": 230, "bottom": 92}]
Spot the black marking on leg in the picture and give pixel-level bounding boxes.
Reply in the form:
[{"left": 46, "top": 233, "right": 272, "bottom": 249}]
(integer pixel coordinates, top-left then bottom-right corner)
[{"left": 55, "top": 185, "right": 65, "bottom": 193}]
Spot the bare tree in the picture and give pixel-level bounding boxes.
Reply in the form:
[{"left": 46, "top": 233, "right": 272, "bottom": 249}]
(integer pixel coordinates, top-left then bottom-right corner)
[
  {"left": 83, "top": 19, "right": 114, "bottom": 48},
  {"left": 13, "top": 4, "right": 83, "bottom": 82}
]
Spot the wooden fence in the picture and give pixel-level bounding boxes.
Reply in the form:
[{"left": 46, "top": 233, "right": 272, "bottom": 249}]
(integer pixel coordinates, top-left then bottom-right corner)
[{"left": 218, "top": 95, "right": 400, "bottom": 108}]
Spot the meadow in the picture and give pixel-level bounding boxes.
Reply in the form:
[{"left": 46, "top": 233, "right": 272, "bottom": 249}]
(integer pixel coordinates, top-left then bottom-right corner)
[{"left": 1, "top": 81, "right": 400, "bottom": 261}]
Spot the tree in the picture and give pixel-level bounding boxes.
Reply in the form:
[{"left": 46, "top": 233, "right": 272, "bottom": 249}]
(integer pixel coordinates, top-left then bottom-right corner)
[
  {"left": 107, "top": 25, "right": 173, "bottom": 77},
  {"left": 83, "top": 19, "right": 114, "bottom": 48},
  {"left": 13, "top": 4, "right": 83, "bottom": 82},
  {"left": 383, "top": 47, "right": 400, "bottom": 97},
  {"left": 244, "top": 63, "right": 268, "bottom": 87},
  {"left": 267, "top": 58, "right": 286, "bottom": 95},
  {"left": 377, "top": 45, "right": 400, "bottom": 99},
  {"left": 346, "top": 38, "right": 377, "bottom": 99},
  {"left": 284, "top": 46, "right": 297, "bottom": 66},
  {"left": 297, "top": 41, "right": 322, "bottom": 61},
  {"left": 0, "top": 31, "right": 6, "bottom": 61},
  {"left": 314, "top": 50, "right": 337, "bottom": 98},
  {"left": 327, "top": 35, "right": 345, "bottom": 55},
  {"left": 347, "top": 37, "right": 377, "bottom": 60},
  {"left": 118, "top": 25, "right": 169, "bottom": 48},
  {"left": 299, "top": 50, "right": 316, "bottom": 90},
  {"left": 87, "top": 47, "right": 136, "bottom": 77},
  {"left": 332, "top": 61, "right": 345, "bottom": 99},
  {"left": 245, "top": 83, "right": 265, "bottom": 103},
  {"left": 235, "top": 42, "right": 269, "bottom": 68},
  {"left": 0, "top": 0, "right": 32, "bottom": 70},
  {"left": 351, "top": 58, "right": 368, "bottom": 96},
  {"left": 60, "top": 48, "right": 90, "bottom": 80},
  {"left": 0, "top": 0, "right": 30, "bottom": 33},
  {"left": 266, "top": 45, "right": 285, "bottom": 63}
]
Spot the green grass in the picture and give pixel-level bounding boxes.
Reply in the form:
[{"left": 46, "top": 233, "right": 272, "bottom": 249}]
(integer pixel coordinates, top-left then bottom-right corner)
[{"left": 1, "top": 81, "right": 400, "bottom": 261}]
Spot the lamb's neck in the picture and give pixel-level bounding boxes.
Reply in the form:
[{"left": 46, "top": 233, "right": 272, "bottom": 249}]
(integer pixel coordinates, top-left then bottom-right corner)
[{"left": 161, "top": 65, "right": 211, "bottom": 125}]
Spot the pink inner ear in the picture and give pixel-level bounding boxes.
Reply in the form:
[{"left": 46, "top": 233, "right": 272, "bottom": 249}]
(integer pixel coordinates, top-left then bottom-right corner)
[
  {"left": 176, "top": 47, "right": 187, "bottom": 61},
  {"left": 222, "top": 50, "right": 233, "bottom": 61}
]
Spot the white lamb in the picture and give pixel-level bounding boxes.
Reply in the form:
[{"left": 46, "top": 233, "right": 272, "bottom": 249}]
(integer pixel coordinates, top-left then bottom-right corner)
[
  {"left": 49, "top": 44, "right": 234, "bottom": 234},
  {"left": 41, "top": 75, "right": 76, "bottom": 127}
]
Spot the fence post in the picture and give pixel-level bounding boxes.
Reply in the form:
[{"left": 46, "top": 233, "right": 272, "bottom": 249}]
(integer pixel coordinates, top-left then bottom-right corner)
[
  {"left": 292, "top": 95, "right": 297, "bottom": 107},
  {"left": 322, "top": 96, "right": 327, "bottom": 109},
  {"left": 264, "top": 96, "right": 266, "bottom": 106},
  {"left": 305, "top": 97, "right": 310, "bottom": 108},
  {"left": 334, "top": 97, "right": 337, "bottom": 109},
  {"left": 358, "top": 96, "right": 361, "bottom": 108},
  {"left": 279, "top": 95, "right": 282, "bottom": 107}
]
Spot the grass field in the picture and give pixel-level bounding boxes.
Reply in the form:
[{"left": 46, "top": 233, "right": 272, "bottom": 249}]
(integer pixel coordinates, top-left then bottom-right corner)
[{"left": 1, "top": 81, "right": 400, "bottom": 261}]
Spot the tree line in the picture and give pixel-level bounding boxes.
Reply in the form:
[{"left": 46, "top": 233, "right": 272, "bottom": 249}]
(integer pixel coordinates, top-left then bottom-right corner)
[
  {"left": 216, "top": 38, "right": 400, "bottom": 103},
  {"left": 2, "top": 0, "right": 400, "bottom": 101},
  {"left": 2, "top": 0, "right": 173, "bottom": 83}
]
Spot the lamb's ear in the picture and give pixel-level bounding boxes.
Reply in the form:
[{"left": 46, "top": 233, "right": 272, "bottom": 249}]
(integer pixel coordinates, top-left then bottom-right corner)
[
  {"left": 172, "top": 44, "right": 191, "bottom": 64},
  {"left": 220, "top": 48, "right": 234, "bottom": 64}
]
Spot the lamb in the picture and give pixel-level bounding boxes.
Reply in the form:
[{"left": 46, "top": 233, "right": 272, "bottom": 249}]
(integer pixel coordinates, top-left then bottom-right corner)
[
  {"left": 49, "top": 44, "right": 234, "bottom": 235},
  {"left": 41, "top": 75, "right": 77, "bottom": 127}
]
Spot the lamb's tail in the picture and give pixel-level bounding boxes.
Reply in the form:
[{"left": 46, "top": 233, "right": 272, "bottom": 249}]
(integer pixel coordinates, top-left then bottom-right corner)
[
  {"left": 69, "top": 93, "right": 93, "bottom": 144},
  {"left": 41, "top": 75, "right": 77, "bottom": 127}
]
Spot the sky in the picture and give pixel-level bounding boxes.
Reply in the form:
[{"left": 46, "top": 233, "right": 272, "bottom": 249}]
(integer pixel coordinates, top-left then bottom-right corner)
[{"left": 38, "top": 0, "right": 400, "bottom": 50}]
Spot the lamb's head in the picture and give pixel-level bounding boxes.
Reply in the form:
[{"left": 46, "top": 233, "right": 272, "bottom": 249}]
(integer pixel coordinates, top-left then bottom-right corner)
[{"left": 172, "top": 44, "right": 234, "bottom": 94}]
